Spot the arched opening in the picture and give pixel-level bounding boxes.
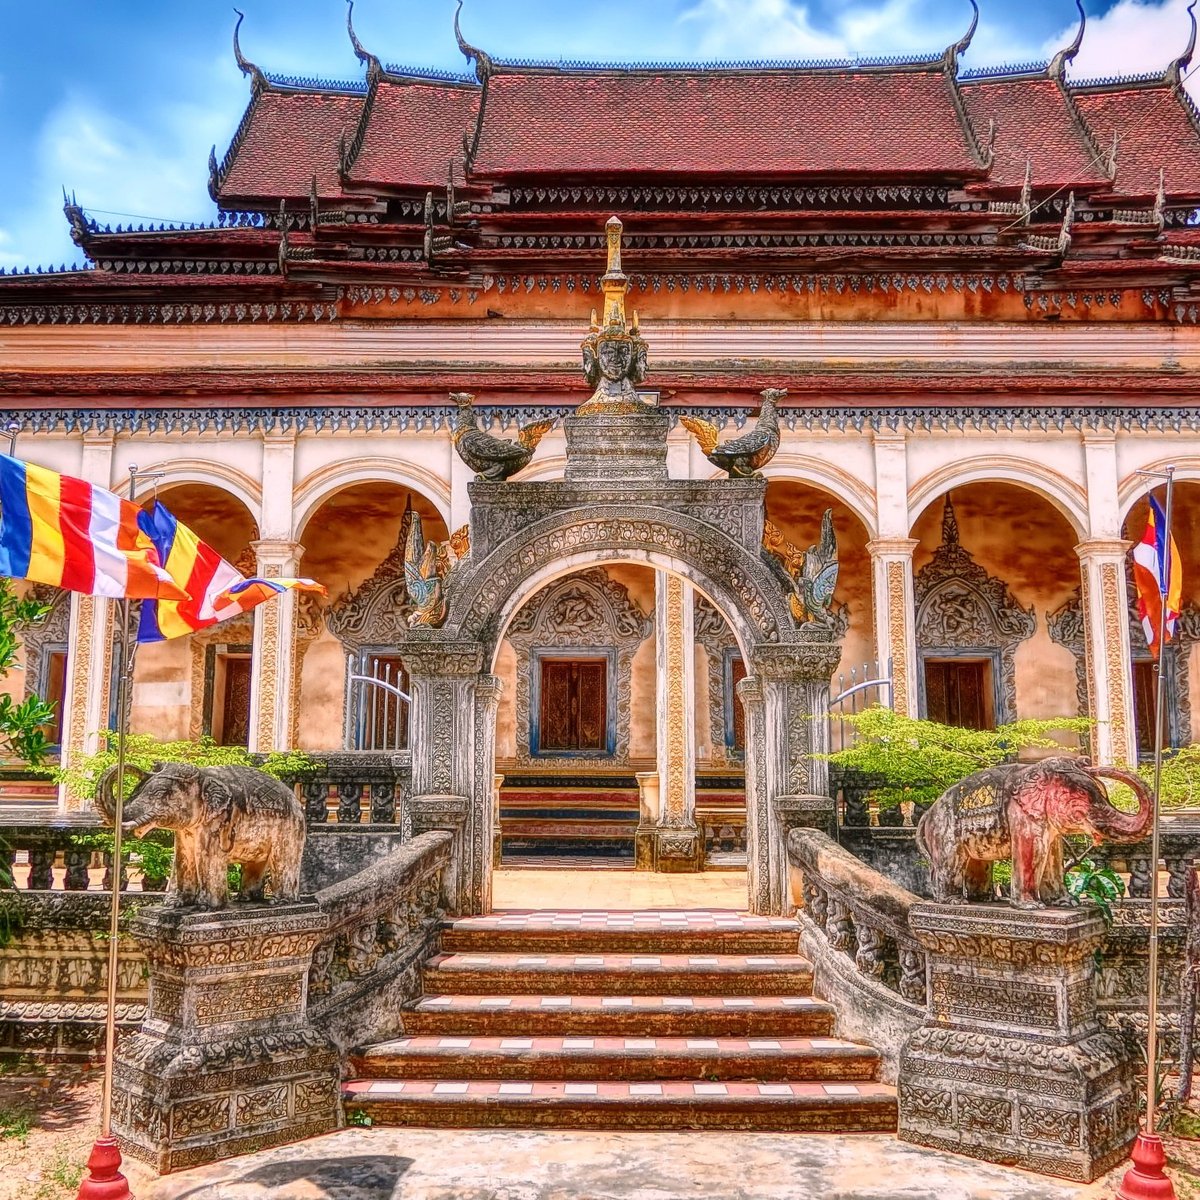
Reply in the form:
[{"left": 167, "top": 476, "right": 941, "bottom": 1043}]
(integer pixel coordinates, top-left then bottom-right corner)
[
  {"left": 295, "top": 481, "right": 448, "bottom": 752},
  {"left": 908, "top": 483, "right": 1081, "bottom": 732},
  {"left": 130, "top": 483, "right": 259, "bottom": 746},
  {"left": 1121, "top": 481, "right": 1200, "bottom": 755}
]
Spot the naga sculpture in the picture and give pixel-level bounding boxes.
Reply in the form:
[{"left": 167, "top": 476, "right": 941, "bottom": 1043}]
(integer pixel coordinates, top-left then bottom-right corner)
[
  {"left": 915, "top": 756, "right": 1152, "bottom": 909},
  {"left": 680, "top": 387, "right": 783, "bottom": 479},
  {"left": 450, "top": 391, "right": 556, "bottom": 481},
  {"left": 764, "top": 509, "right": 840, "bottom": 627},
  {"left": 97, "top": 760, "right": 306, "bottom": 909},
  {"left": 401, "top": 506, "right": 470, "bottom": 629}
]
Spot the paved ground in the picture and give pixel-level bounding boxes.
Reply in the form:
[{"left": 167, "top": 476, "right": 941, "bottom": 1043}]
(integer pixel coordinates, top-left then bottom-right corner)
[
  {"left": 491, "top": 868, "right": 749, "bottom": 911},
  {"left": 139, "top": 1126, "right": 1125, "bottom": 1199}
]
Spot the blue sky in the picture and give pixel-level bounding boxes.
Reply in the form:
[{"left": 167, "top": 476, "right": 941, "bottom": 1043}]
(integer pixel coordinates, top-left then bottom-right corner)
[{"left": 0, "top": 0, "right": 1195, "bottom": 269}]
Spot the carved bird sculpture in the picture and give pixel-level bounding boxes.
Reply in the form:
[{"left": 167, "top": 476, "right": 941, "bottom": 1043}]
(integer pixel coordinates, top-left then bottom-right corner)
[
  {"left": 450, "top": 391, "right": 557, "bottom": 481},
  {"left": 405, "top": 540, "right": 447, "bottom": 629},
  {"left": 792, "top": 508, "right": 840, "bottom": 626},
  {"left": 681, "top": 387, "right": 784, "bottom": 479}
]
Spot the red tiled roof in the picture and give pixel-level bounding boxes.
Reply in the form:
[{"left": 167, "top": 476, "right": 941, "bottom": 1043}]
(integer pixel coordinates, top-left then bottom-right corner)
[
  {"left": 218, "top": 90, "right": 361, "bottom": 204},
  {"left": 1073, "top": 83, "right": 1200, "bottom": 197},
  {"left": 961, "top": 78, "right": 1109, "bottom": 189},
  {"left": 469, "top": 69, "right": 981, "bottom": 178},
  {"left": 348, "top": 80, "right": 479, "bottom": 189}
]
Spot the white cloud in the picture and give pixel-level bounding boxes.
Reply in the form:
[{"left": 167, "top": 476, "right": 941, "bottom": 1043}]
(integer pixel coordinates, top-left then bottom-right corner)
[
  {"left": 1049, "top": 0, "right": 1197, "bottom": 81},
  {"left": 2, "top": 57, "right": 245, "bottom": 270}
]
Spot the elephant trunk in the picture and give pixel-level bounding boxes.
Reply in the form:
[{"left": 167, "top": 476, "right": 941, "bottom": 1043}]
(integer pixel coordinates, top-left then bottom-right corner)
[
  {"left": 1086, "top": 765, "right": 1154, "bottom": 843},
  {"left": 94, "top": 763, "right": 149, "bottom": 826}
]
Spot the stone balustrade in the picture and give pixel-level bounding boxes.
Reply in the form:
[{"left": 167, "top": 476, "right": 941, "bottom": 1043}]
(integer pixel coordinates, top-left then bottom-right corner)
[
  {"left": 297, "top": 751, "right": 412, "bottom": 828},
  {"left": 307, "top": 830, "right": 451, "bottom": 1051},
  {"left": 787, "top": 827, "right": 927, "bottom": 1080}
]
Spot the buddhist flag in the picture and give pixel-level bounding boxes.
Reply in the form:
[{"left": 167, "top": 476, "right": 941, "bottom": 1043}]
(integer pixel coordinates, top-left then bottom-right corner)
[
  {"left": 1131, "top": 493, "right": 1183, "bottom": 659},
  {"left": 0, "top": 454, "right": 185, "bottom": 600},
  {"left": 136, "top": 501, "right": 325, "bottom": 643}
]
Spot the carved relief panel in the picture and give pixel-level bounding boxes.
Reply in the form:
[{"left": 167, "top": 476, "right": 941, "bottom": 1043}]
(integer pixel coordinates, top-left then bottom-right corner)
[
  {"left": 505, "top": 568, "right": 652, "bottom": 768},
  {"left": 914, "top": 496, "right": 1036, "bottom": 725},
  {"left": 695, "top": 595, "right": 744, "bottom": 766}
]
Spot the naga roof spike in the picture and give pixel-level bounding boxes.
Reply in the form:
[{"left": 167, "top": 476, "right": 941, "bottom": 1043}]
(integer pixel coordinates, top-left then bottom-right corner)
[
  {"left": 1048, "top": 0, "right": 1086, "bottom": 80},
  {"left": 454, "top": 0, "right": 494, "bottom": 83},
  {"left": 346, "top": 0, "right": 383, "bottom": 84},
  {"left": 232, "top": 9, "right": 268, "bottom": 92},
  {"left": 942, "top": 0, "right": 979, "bottom": 70},
  {"left": 1168, "top": 0, "right": 1198, "bottom": 86}
]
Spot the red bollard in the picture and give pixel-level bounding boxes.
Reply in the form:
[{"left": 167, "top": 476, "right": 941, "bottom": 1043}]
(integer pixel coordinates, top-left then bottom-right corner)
[
  {"left": 1117, "top": 1132, "right": 1177, "bottom": 1200},
  {"left": 76, "top": 1136, "right": 133, "bottom": 1200}
]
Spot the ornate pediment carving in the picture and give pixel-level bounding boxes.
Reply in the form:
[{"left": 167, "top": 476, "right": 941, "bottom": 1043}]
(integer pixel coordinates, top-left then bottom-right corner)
[{"left": 22, "top": 585, "right": 69, "bottom": 701}]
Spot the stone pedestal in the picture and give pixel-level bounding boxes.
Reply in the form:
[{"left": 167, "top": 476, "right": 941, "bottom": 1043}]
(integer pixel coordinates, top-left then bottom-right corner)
[
  {"left": 113, "top": 901, "right": 337, "bottom": 1174},
  {"left": 634, "top": 771, "right": 659, "bottom": 870},
  {"left": 898, "top": 904, "right": 1136, "bottom": 1182},
  {"left": 563, "top": 411, "right": 670, "bottom": 482}
]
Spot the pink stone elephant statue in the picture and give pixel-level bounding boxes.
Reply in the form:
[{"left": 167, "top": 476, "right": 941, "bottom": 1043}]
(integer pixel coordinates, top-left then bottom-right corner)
[{"left": 914, "top": 756, "right": 1152, "bottom": 909}]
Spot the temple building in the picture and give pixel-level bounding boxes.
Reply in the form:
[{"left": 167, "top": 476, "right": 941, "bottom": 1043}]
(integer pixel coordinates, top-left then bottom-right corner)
[{"left": 4, "top": 1, "right": 1200, "bottom": 869}]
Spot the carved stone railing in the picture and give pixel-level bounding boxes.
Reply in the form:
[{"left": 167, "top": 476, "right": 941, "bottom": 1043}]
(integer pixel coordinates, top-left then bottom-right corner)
[
  {"left": 788, "top": 827, "right": 926, "bottom": 1080},
  {"left": 307, "top": 829, "right": 451, "bottom": 1051},
  {"left": 0, "top": 891, "right": 149, "bottom": 1062},
  {"left": 298, "top": 751, "right": 412, "bottom": 830}
]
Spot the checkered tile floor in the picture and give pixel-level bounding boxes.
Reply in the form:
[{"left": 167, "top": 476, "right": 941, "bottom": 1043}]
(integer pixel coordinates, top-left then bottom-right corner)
[
  {"left": 346, "top": 1079, "right": 888, "bottom": 1099},
  {"left": 454, "top": 910, "right": 798, "bottom": 930}
]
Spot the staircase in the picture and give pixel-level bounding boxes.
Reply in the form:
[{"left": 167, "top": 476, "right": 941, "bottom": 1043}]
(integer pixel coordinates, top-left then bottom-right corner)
[{"left": 345, "top": 910, "right": 897, "bottom": 1132}]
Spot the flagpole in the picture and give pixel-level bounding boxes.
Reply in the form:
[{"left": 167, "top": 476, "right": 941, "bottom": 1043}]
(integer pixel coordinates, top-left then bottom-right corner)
[
  {"left": 1118, "top": 464, "right": 1178, "bottom": 1200},
  {"left": 78, "top": 464, "right": 141, "bottom": 1200}
]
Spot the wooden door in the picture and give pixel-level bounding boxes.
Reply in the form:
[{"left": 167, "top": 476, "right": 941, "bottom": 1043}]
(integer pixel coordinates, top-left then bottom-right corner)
[
  {"left": 539, "top": 658, "right": 607, "bottom": 752},
  {"left": 924, "top": 659, "right": 992, "bottom": 730}
]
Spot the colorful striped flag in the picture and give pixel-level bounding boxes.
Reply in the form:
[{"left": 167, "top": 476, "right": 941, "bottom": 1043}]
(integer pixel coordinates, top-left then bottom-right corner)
[
  {"left": 0, "top": 454, "right": 186, "bottom": 599},
  {"left": 1131, "top": 493, "right": 1183, "bottom": 659},
  {"left": 136, "top": 501, "right": 325, "bottom": 643}
]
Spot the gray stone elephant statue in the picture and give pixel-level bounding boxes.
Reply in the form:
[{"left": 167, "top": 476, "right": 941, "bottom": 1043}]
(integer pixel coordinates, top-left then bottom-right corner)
[
  {"left": 914, "top": 756, "right": 1152, "bottom": 909},
  {"left": 96, "top": 761, "right": 306, "bottom": 909}
]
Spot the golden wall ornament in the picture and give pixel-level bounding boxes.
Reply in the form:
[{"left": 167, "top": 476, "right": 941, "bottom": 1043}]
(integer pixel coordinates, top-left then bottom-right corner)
[
  {"left": 887, "top": 559, "right": 910, "bottom": 715},
  {"left": 662, "top": 573, "right": 689, "bottom": 824},
  {"left": 1100, "top": 561, "right": 1130, "bottom": 763}
]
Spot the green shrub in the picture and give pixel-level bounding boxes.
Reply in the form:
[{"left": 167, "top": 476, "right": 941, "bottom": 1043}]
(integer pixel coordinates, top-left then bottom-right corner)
[{"left": 828, "top": 707, "right": 1093, "bottom": 810}]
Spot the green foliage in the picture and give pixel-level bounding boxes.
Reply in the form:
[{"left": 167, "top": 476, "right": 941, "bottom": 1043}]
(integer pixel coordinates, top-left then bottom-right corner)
[
  {"left": 0, "top": 579, "right": 55, "bottom": 768},
  {"left": 828, "top": 707, "right": 1094, "bottom": 809},
  {"left": 345, "top": 1108, "right": 373, "bottom": 1127},
  {"left": 0, "top": 1103, "right": 32, "bottom": 1141},
  {"left": 71, "top": 831, "right": 173, "bottom": 883},
  {"left": 1148, "top": 744, "right": 1200, "bottom": 811},
  {"left": 1065, "top": 857, "right": 1126, "bottom": 923},
  {"left": 55, "top": 733, "right": 318, "bottom": 804}
]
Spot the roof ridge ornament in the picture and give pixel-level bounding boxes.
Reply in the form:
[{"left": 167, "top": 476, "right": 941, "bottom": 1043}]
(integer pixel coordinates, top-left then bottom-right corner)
[
  {"left": 577, "top": 217, "right": 653, "bottom": 418},
  {"left": 1048, "top": 0, "right": 1086, "bottom": 81},
  {"left": 232, "top": 10, "right": 268, "bottom": 93},
  {"left": 941, "top": 0, "right": 979, "bottom": 72},
  {"left": 1167, "top": 0, "right": 1198, "bottom": 87},
  {"left": 346, "top": 1, "right": 383, "bottom": 85},
  {"left": 454, "top": 1, "right": 494, "bottom": 83}
]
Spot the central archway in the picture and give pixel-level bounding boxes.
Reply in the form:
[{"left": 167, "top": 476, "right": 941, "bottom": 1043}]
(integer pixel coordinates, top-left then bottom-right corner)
[{"left": 397, "top": 478, "right": 843, "bottom": 917}]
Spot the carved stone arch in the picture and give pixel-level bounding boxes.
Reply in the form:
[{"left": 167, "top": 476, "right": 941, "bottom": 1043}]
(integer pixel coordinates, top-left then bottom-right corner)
[
  {"left": 506, "top": 568, "right": 653, "bottom": 767},
  {"left": 695, "top": 594, "right": 741, "bottom": 767},
  {"left": 914, "top": 496, "right": 1036, "bottom": 723},
  {"left": 444, "top": 500, "right": 794, "bottom": 664},
  {"left": 21, "top": 585, "right": 69, "bottom": 702}
]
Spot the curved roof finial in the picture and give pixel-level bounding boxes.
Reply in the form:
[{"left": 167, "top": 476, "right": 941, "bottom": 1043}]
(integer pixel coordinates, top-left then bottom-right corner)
[
  {"left": 1048, "top": 0, "right": 1086, "bottom": 81},
  {"left": 232, "top": 10, "right": 267, "bottom": 92},
  {"left": 346, "top": 1, "right": 383, "bottom": 84},
  {"left": 1168, "top": 0, "right": 1198, "bottom": 86},
  {"left": 942, "top": 0, "right": 979, "bottom": 71},
  {"left": 454, "top": 0, "right": 493, "bottom": 83}
]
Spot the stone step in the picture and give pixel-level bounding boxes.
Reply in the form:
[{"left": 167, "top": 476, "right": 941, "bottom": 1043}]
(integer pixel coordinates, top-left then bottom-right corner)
[
  {"left": 343, "top": 1077, "right": 898, "bottom": 1133},
  {"left": 422, "top": 952, "right": 814, "bottom": 996},
  {"left": 443, "top": 912, "right": 799, "bottom": 956},
  {"left": 351, "top": 1034, "right": 880, "bottom": 1082},
  {"left": 404, "top": 993, "right": 836, "bottom": 1038}
]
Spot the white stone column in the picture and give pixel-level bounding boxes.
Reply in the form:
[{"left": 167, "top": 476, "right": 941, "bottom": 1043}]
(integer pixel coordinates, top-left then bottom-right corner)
[
  {"left": 58, "top": 435, "right": 117, "bottom": 809},
  {"left": 653, "top": 571, "right": 702, "bottom": 869},
  {"left": 248, "top": 538, "right": 303, "bottom": 753},
  {"left": 1076, "top": 540, "right": 1137, "bottom": 766},
  {"left": 449, "top": 440, "right": 475, "bottom": 534},
  {"left": 867, "top": 539, "right": 920, "bottom": 717}
]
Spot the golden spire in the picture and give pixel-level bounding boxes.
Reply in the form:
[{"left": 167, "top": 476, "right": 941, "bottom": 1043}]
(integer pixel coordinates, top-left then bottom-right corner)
[{"left": 600, "top": 216, "right": 629, "bottom": 332}]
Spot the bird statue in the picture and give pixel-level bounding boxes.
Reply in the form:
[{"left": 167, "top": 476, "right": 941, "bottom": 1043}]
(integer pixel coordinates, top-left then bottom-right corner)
[
  {"left": 792, "top": 508, "right": 840, "bottom": 627},
  {"left": 680, "top": 387, "right": 784, "bottom": 479},
  {"left": 450, "top": 392, "right": 557, "bottom": 482}
]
